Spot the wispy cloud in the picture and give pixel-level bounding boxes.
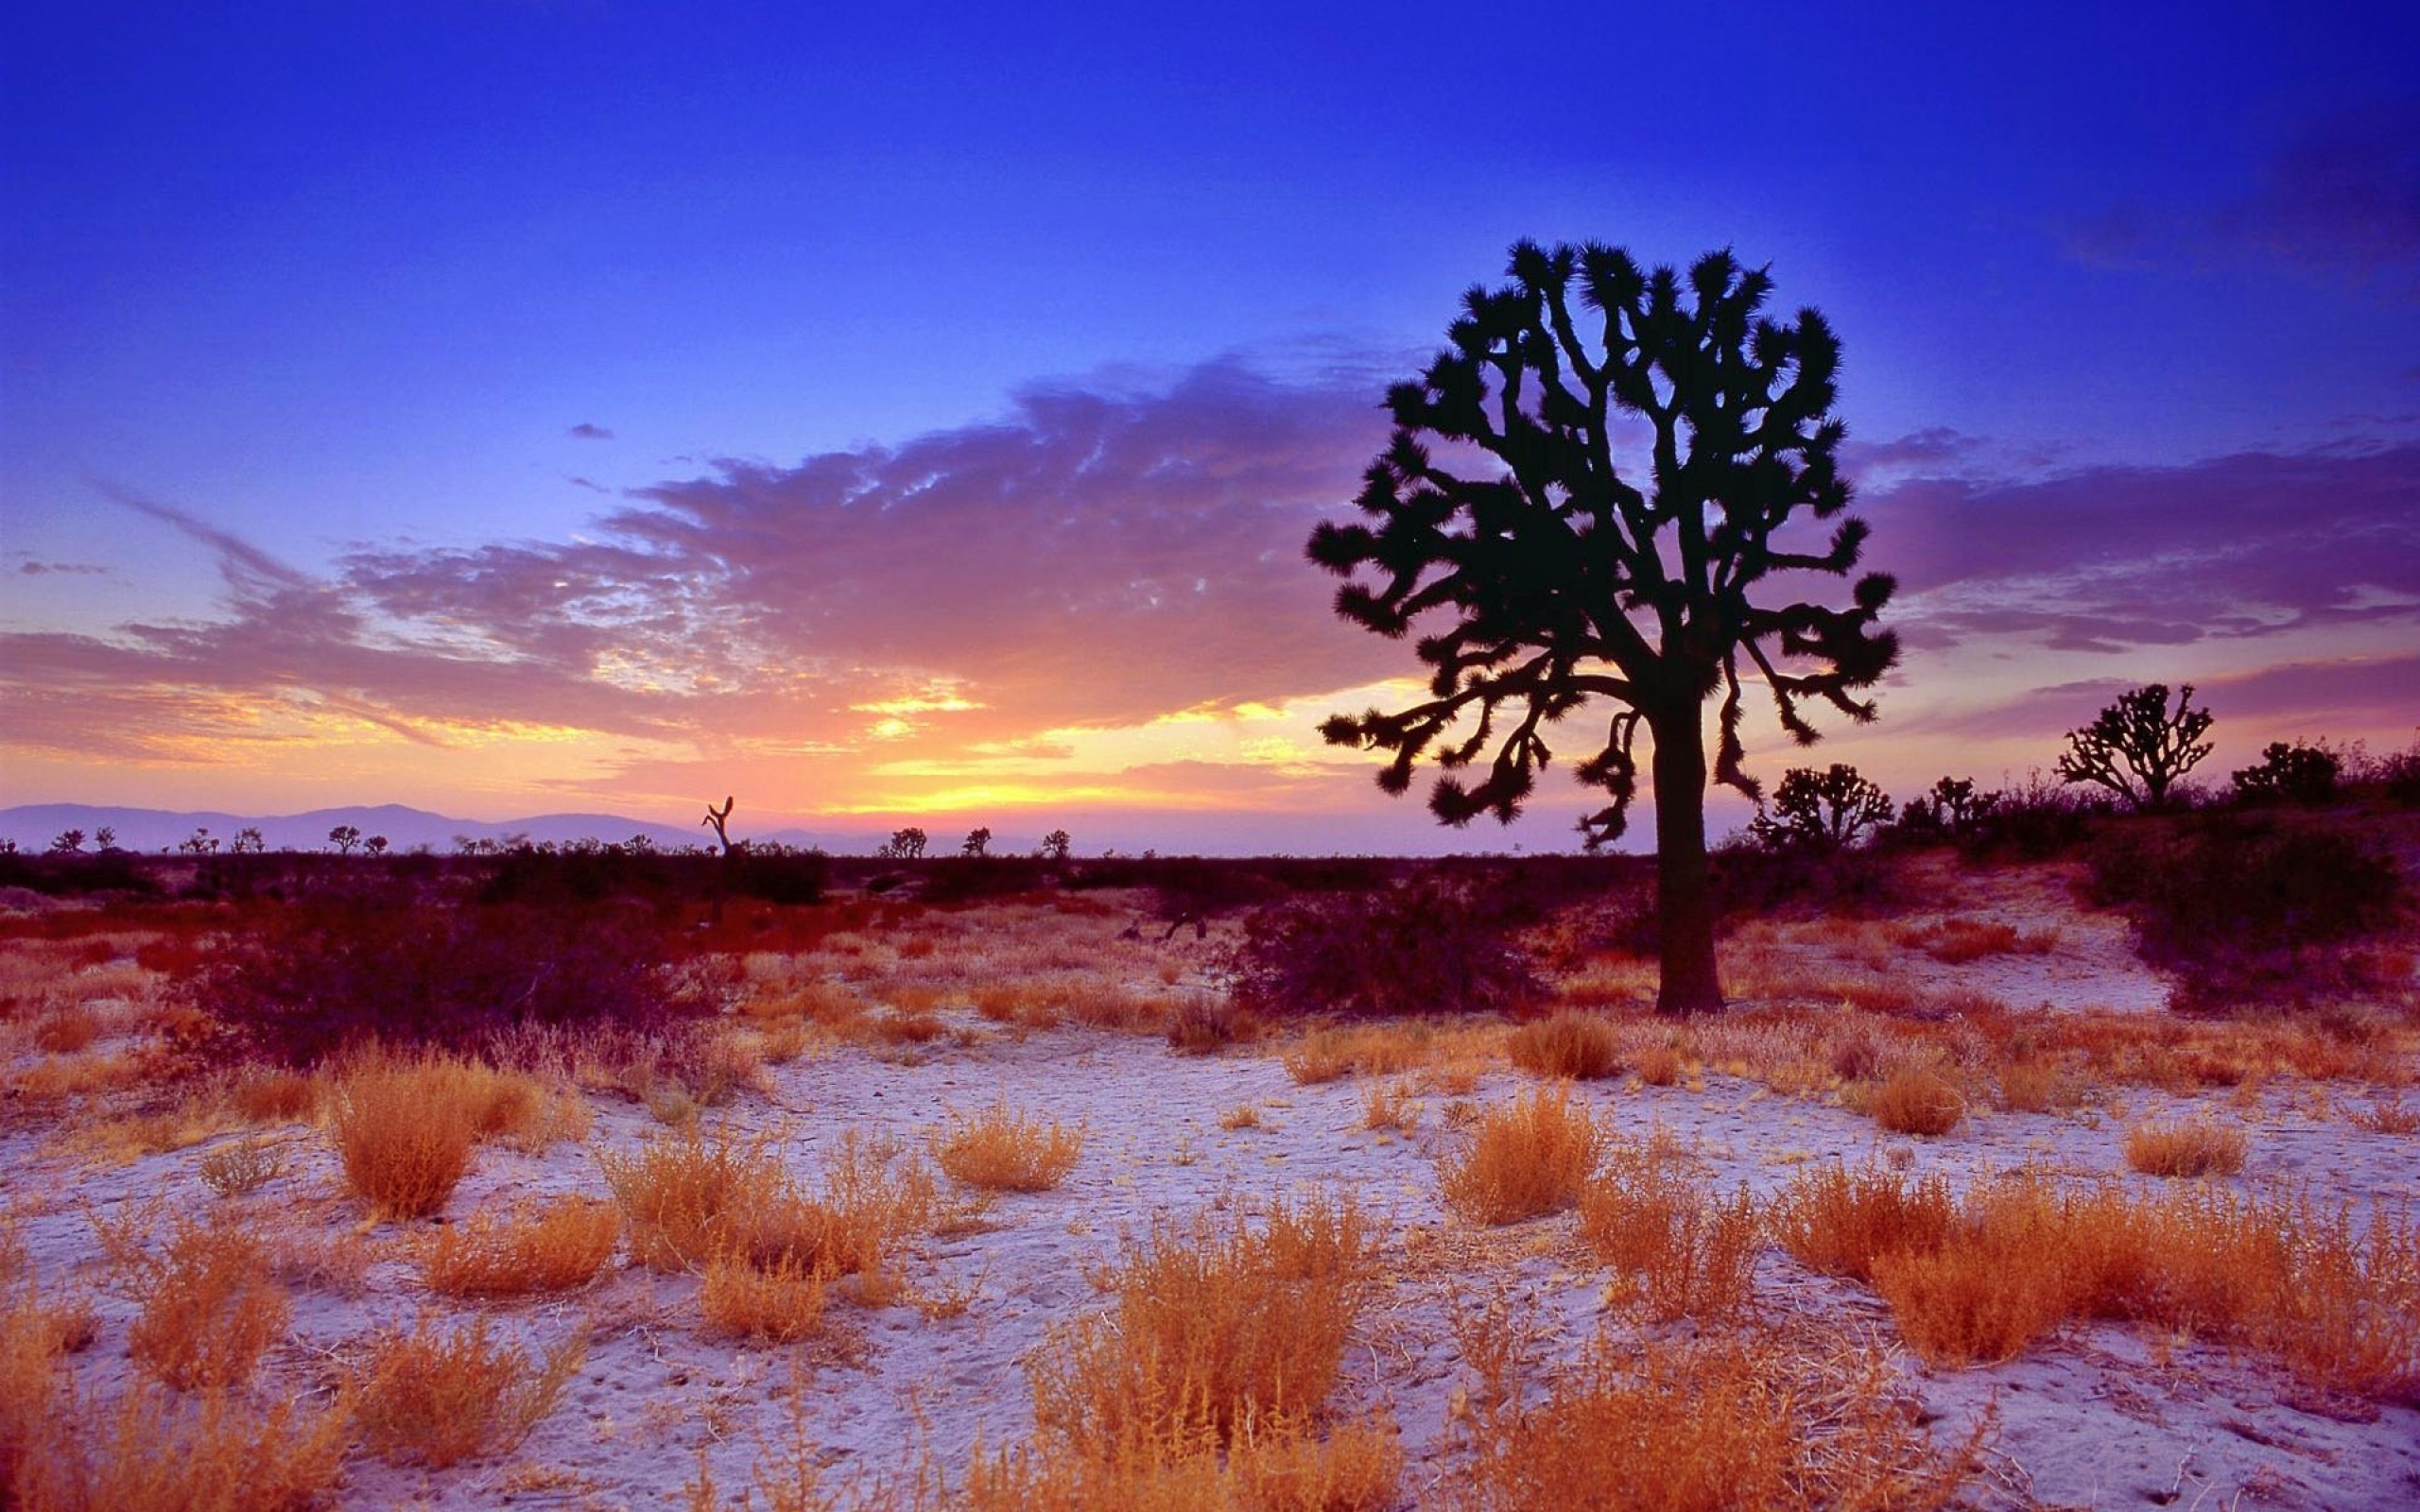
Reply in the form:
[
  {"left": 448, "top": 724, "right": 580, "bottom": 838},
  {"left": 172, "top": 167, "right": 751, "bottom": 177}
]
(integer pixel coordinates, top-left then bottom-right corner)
[{"left": 2067, "top": 102, "right": 2420, "bottom": 289}]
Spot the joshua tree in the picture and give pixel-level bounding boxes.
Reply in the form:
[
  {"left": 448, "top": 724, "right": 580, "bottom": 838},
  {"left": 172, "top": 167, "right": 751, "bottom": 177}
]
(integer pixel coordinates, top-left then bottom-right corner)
[
  {"left": 1040, "top": 829, "right": 1072, "bottom": 862},
  {"left": 1308, "top": 241, "right": 1897, "bottom": 1014},
  {"left": 1753, "top": 764, "right": 1893, "bottom": 850},
  {"left": 701, "top": 796, "right": 736, "bottom": 856},
  {"left": 2057, "top": 684, "right": 2213, "bottom": 812},
  {"left": 95, "top": 826, "right": 118, "bottom": 852},
  {"left": 364, "top": 834, "right": 389, "bottom": 856},
  {"left": 180, "top": 828, "right": 219, "bottom": 855},
  {"left": 49, "top": 830, "right": 86, "bottom": 855},
  {"left": 883, "top": 827, "right": 928, "bottom": 860},
  {"left": 961, "top": 826, "right": 993, "bottom": 858},
  {"left": 231, "top": 827, "right": 265, "bottom": 854},
  {"left": 328, "top": 824, "right": 362, "bottom": 855}
]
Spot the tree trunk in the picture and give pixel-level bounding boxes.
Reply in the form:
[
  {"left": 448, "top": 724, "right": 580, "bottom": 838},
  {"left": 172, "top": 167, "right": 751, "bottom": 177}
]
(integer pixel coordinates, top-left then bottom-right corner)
[{"left": 1651, "top": 710, "right": 1724, "bottom": 1016}]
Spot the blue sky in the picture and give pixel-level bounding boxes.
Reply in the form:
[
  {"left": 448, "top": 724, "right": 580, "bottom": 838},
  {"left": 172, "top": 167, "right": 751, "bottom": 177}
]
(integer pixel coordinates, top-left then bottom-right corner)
[{"left": 4, "top": 1, "right": 2416, "bottom": 849}]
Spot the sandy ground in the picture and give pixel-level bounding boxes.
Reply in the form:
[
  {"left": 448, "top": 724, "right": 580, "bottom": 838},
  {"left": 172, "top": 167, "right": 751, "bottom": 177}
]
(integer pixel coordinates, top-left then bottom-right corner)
[{"left": 5, "top": 870, "right": 2418, "bottom": 1510}]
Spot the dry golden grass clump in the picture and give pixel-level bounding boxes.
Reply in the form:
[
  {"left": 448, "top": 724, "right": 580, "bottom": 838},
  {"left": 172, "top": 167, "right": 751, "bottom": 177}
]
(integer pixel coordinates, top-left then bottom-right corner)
[
  {"left": 959, "top": 1413, "right": 1403, "bottom": 1512},
  {"left": 423, "top": 1194, "right": 620, "bottom": 1297},
  {"left": 329, "top": 1053, "right": 486, "bottom": 1219},
  {"left": 1361, "top": 1078, "right": 1420, "bottom": 1132},
  {"left": 2122, "top": 1116, "right": 2250, "bottom": 1177},
  {"left": 107, "top": 1215, "right": 291, "bottom": 1392},
  {"left": 700, "top": 1250, "right": 830, "bottom": 1343},
  {"left": 1281, "top": 1022, "right": 1435, "bottom": 1085},
  {"left": 1505, "top": 1010, "right": 1622, "bottom": 1081},
  {"left": 1443, "top": 1303, "right": 1979, "bottom": 1512},
  {"left": 1770, "top": 1164, "right": 1957, "bottom": 1284},
  {"left": 196, "top": 1137, "right": 284, "bottom": 1198},
  {"left": 17, "top": 1382, "right": 354, "bottom": 1512},
  {"left": 600, "top": 1126, "right": 934, "bottom": 1321},
  {"left": 930, "top": 1095, "right": 1085, "bottom": 1193},
  {"left": 1027, "top": 1194, "right": 1374, "bottom": 1455},
  {"left": 2, "top": 1270, "right": 98, "bottom": 1499},
  {"left": 1580, "top": 1128, "right": 1759, "bottom": 1323},
  {"left": 1439, "top": 1086, "right": 1603, "bottom": 1226},
  {"left": 1861, "top": 1064, "right": 1966, "bottom": 1137},
  {"left": 351, "top": 1312, "right": 584, "bottom": 1468}
]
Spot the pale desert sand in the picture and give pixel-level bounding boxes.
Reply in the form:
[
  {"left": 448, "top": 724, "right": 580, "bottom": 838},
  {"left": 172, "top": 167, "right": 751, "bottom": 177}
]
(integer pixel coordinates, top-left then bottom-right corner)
[{"left": 5, "top": 867, "right": 2416, "bottom": 1510}]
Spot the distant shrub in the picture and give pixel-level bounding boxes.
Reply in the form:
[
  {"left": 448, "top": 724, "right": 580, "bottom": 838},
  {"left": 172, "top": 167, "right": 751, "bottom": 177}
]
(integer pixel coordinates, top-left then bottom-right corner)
[
  {"left": 2232, "top": 742, "right": 2341, "bottom": 806},
  {"left": 197, "top": 885, "right": 697, "bottom": 1064},
  {"left": 1439, "top": 1087, "right": 1602, "bottom": 1226},
  {"left": 2123, "top": 1118, "right": 2248, "bottom": 1177},
  {"left": 2087, "top": 813, "right": 2405, "bottom": 1003},
  {"left": 1228, "top": 876, "right": 1541, "bottom": 1018}
]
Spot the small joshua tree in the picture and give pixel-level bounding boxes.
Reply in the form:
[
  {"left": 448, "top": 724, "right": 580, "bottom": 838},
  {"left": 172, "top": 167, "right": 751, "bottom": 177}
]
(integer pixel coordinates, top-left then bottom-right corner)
[
  {"left": 885, "top": 826, "right": 928, "bottom": 860},
  {"left": 700, "top": 796, "right": 736, "bottom": 856},
  {"left": 95, "top": 826, "right": 118, "bottom": 852},
  {"left": 364, "top": 834, "right": 389, "bottom": 856},
  {"left": 1039, "top": 829, "right": 1072, "bottom": 862},
  {"left": 328, "top": 824, "right": 362, "bottom": 855},
  {"left": 180, "top": 828, "right": 219, "bottom": 855},
  {"left": 49, "top": 830, "right": 85, "bottom": 855},
  {"left": 2057, "top": 684, "right": 2213, "bottom": 812},
  {"left": 1752, "top": 763, "right": 1893, "bottom": 850},
  {"left": 961, "top": 826, "right": 993, "bottom": 858},
  {"left": 231, "top": 827, "right": 265, "bottom": 854}
]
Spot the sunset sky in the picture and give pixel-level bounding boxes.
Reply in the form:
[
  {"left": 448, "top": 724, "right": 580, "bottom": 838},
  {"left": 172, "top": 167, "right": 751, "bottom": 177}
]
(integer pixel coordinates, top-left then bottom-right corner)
[{"left": 4, "top": 2, "right": 2417, "bottom": 853}]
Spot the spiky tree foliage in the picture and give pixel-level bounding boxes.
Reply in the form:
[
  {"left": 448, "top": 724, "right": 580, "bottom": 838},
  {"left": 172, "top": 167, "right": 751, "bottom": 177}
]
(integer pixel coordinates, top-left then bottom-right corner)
[
  {"left": 1307, "top": 241, "right": 1897, "bottom": 1013},
  {"left": 882, "top": 826, "right": 928, "bottom": 860},
  {"left": 1754, "top": 764, "right": 1894, "bottom": 850},
  {"left": 961, "top": 826, "right": 993, "bottom": 858},
  {"left": 2056, "top": 684, "right": 2213, "bottom": 812},
  {"left": 327, "top": 824, "right": 361, "bottom": 855},
  {"left": 1040, "top": 829, "right": 1073, "bottom": 862}
]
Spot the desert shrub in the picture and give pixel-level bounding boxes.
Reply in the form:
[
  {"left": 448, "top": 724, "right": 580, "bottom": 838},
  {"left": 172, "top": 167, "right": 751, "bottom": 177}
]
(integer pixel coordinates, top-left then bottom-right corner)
[
  {"left": 197, "top": 1138, "right": 284, "bottom": 1198},
  {"left": 1505, "top": 1010, "right": 1621, "bottom": 1080},
  {"left": 2, "top": 1280, "right": 96, "bottom": 1495},
  {"left": 732, "top": 848, "right": 831, "bottom": 905},
  {"left": 1229, "top": 876, "right": 1541, "bottom": 1018},
  {"left": 352, "top": 1313, "right": 584, "bottom": 1468},
  {"left": 930, "top": 1096, "right": 1084, "bottom": 1193},
  {"left": 1579, "top": 1130, "right": 1759, "bottom": 1322},
  {"left": 328, "top": 1053, "right": 491, "bottom": 1219},
  {"left": 117, "top": 1217, "right": 290, "bottom": 1392},
  {"left": 2232, "top": 741, "right": 2341, "bottom": 805},
  {"left": 1771, "top": 1164, "right": 1956, "bottom": 1283},
  {"left": 699, "top": 1250, "right": 829, "bottom": 1343},
  {"left": 2122, "top": 1117, "right": 2249, "bottom": 1177},
  {"left": 1862, "top": 1066, "right": 1965, "bottom": 1136},
  {"left": 1025, "top": 1194, "right": 1372, "bottom": 1451},
  {"left": 1444, "top": 1314, "right": 1979, "bottom": 1512},
  {"left": 196, "top": 885, "right": 697, "bottom": 1065},
  {"left": 599, "top": 1127, "right": 931, "bottom": 1286},
  {"left": 2087, "top": 814, "right": 2405, "bottom": 1001},
  {"left": 18, "top": 1382, "right": 352, "bottom": 1512},
  {"left": 961, "top": 1415, "right": 1402, "bottom": 1512},
  {"left": 424, "top": 1195, "right": 620, "bottom": 1297},
  {"left": 919, "top": 853, "right": 1046, "bottom": 905},
  {"left": 1164, "top": 997, "right": 1241, "bottom": 1054},
  {"left": 1439, "top": 1087, "right": 1602, "bottom": 1225}
]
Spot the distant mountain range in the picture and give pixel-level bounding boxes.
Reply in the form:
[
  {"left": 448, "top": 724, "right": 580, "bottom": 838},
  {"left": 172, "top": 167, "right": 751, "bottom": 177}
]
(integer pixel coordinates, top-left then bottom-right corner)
[{"left": 0, "top": 803, "right": 878, "bottom": 856}]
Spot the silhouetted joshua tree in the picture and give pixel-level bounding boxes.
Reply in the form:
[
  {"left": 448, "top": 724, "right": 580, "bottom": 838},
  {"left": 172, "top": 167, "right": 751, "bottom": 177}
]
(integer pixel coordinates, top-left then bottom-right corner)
[
  {"left": 1039, "top": 829, "right": 1072, "bottom": 863},
  {"left": 883, "top": 827, "right": 928, "bottom": 860},
  {"left": 48, "top": 830, "right": 85, "bottom": 855},
  {"left": 327, "top": 824, "right": 361, "bottom": 855},
  {"left": 961, "top": 826, "right": 992, "bottom": 858},
  {"left": 2231, "top": 741, "right": 2339, "bottom": 805},
  {"left": 701, "top": 796, "right": 736, "bottom": 856},
  {"left": 1308, "top": 241, "right": 1896, "bottom": 1014},
  {"left": 1753, "top": 763, "right": 1893, "bottom": 850},
  {"left": 2057, "top": 684, "right": 2212, "bottom": 812}
]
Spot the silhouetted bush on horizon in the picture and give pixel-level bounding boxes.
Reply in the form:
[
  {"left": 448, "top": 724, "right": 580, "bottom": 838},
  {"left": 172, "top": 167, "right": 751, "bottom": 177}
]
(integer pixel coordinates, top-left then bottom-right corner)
[
  {"left": 194, "top": 883, "right": 704, "bottom": 1066},
  {"left": 1226, "top": 874, "right": 1544, "bottom": 1019},
  {"left": 2086, "top": 810, "right": 2408, "bottom": 1008}
]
